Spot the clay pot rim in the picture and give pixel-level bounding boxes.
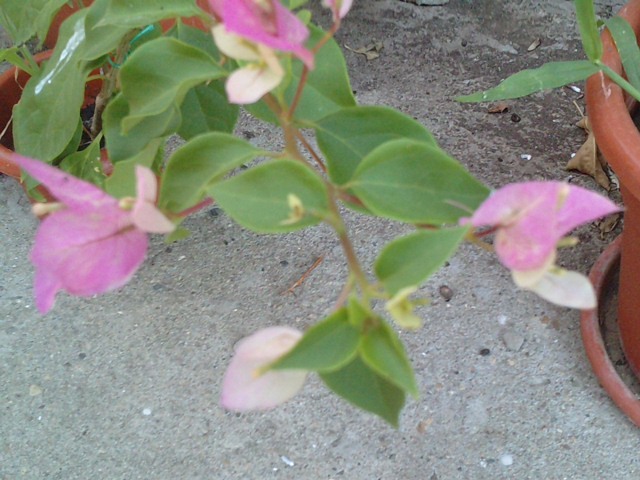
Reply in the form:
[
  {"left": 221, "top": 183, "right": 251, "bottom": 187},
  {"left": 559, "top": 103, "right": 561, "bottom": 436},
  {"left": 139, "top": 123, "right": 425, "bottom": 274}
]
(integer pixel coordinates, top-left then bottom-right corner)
[
  {"left": 0, "top": 50, "right": 55, "bottom": 180},
  {"left": 586, "top": 0, "right": 640, "bottom": 195},
  {"left": 580, "top": 236, "right": 640, "bottom": 427}
]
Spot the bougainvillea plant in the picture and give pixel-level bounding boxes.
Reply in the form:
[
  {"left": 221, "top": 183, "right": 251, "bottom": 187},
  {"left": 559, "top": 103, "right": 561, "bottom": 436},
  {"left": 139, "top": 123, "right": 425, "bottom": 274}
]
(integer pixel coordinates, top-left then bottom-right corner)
[{"left": 2, "top": 0, "right": 621, "bottom": 426}]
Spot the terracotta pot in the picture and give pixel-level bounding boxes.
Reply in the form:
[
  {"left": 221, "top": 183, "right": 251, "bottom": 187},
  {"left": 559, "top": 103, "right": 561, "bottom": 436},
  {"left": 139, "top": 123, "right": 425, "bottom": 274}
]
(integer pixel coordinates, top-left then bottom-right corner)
[
  {"left": 0, "top": 50, "right": 102, "bottom": 193},
  {"left": 0, "top": 51, "right": 54, "bottom": 180},
  {"left": 584, "top": 0, "right": 640, "bottom": 424},
  {"left": 581, "top": 237, "right": 640, "bottom": 426},
  {"left": 43, "top": 0, "right": 93, "bottom": 49},
  {"left": 45, "top": 0, "right": 211, "bottom": 49}
]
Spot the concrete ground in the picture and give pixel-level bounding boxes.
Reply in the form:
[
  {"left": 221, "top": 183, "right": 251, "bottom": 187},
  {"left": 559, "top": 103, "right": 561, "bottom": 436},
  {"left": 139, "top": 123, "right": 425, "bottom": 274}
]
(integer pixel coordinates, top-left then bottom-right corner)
[{"left": 2, "top": 1, "right": 640, "bottom": 478}]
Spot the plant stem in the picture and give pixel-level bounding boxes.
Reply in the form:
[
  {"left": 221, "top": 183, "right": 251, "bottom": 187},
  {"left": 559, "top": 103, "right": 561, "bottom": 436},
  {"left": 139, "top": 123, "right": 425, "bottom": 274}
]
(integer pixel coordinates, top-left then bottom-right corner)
[
  {"left": 326, "top": 184, "right": 369, "bottom": 293},
  {"left": 91, "top": 30, "right": 138, "bottom": 138},
  {"left": 176, "top": 197, "right": 214, "bottom": 218},
  {"left": 466, "top": 229, "right": 495, "bottom": 253},
  {"left": 281, "top": 124, "right": 369, "bottom": 295},
  {"left": 286, "top": 19, "right": 341, "bottom": 120},
  {"left": 295, "top": 131, "right": 327, "bottom": 173}
]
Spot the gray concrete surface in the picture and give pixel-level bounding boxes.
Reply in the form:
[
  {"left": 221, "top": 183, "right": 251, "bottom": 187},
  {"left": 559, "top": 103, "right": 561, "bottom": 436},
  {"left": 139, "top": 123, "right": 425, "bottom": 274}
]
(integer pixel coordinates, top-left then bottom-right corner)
[{"left": 2, "top": 1, "right": 639, "bottom": 478}]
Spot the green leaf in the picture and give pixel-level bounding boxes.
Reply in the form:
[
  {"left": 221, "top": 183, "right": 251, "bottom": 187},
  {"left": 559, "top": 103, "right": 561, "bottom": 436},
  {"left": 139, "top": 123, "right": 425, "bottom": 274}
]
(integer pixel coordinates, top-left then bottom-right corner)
[
  {"left": 96, "top": 0, "right": 203, "bottom": 27},
  {"left": 297, "top": 25, "right": 356, "bottom": 117},
  {"left": 120, "top": 37, "right": 226, "bottom": 132},
  {"left": 54, "top": 116, "right": 83, "bottom": 163},
  {"left": 58, "top": 135, "right": 106, "bottom": 188},
  {"left": 284, "top": 0, "right": 309, "bottom": 9},
  {"left": 375, "top": 227, "right": 469, "bottom": 296},
  {"left": 210, "top": 159, "right": 330, "bottom": 233},
  {"left": 79, "top": 0, "right": 132, "bottom": 60},
  {"left": 13, "top": 13, "right": 93, "bottom": 161},
  {"left": 272, "top": 308, "right": 360, "bottom": 372},
  {"left": 246, "top": 24, "right": 356, "bottom": 124},
  {"left": 104, "top": 139, "right": 164, "bottom": 198},
  {"left": 350, "top": 139, "right": 490, "bottom": 224},
  {"left": 0, "top": 0, "right": 68, "bottom": 44},
  {"left": 457, "top": 60, "right": 601, "bottom": 102},
  {"left": 320, "top": 355, "right": 405, "bottom": 427},
  {"left": 606, "top": 16, "right": 640, "bottom": 91},
  {"left": 172, "top": 24, "right": 237, "bottom": 138},
  {"left": 575, "top": 0, "right": 603, "bottom": 62},
  {"left": 174, "top": 21, "right": 221, "bottom": 61},
  {"left": 166, "top": 226, "right": 191, "bottom": 243},
  {"left": 360, "top": 320, "right": 418, "bottom": 397},
  {"left": 347, "top": 296, "right": 373, "bottom": 329},
  {"left": 103, "top": 94, "right": 182, "bottom": 163},
  {"left": 0, "top": 47, "right": 39, "bottom": 76},
  {"left": 314, "top": 106, "right": 436, "bottom": 185},
  {"left": 160, "top": 133, "right": 262, "bottom": 213},
  {"left": 178, "top": 81, "right": 239, "bottom": 139}
]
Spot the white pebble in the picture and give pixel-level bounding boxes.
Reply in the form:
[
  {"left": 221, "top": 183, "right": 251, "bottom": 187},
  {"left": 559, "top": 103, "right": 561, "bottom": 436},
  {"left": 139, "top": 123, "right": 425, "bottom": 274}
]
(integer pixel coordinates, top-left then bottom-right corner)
[
  {"left": 500, "top": 454, "right": 514, "bottom": 466},
  {"left": 280, "top": 456, "right": 295, "bottom": 467},
  {"left": 520, "top": 154, "right": 532, "bottom": 161},
  {"left": 142, "top": 408, "right": 152, "bottom": 416}
]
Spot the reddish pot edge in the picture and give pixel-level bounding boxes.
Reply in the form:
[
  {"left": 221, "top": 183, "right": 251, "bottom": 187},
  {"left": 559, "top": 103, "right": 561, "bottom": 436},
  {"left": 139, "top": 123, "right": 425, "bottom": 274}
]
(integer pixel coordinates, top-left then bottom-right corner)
[
  {"left": 585, "top": 0, "right": 640, "bottom": 382},
  {"left": 580, "top": 236, "right": 640, "bottom": 427},
  {"left": 43, "top": 0, "right": 94, "bottom": 49},
  {"left": 586, "top": 0, "right": 640, "bottom": 195},
  {"left": 0, "top": 50, "right": 102, "bottom": 199},
  {"left": 46, "top": 0, "right": 213, "bottom": 49},
  {"left": 0, "top": 51, "right": 56, "bottom": 180}
]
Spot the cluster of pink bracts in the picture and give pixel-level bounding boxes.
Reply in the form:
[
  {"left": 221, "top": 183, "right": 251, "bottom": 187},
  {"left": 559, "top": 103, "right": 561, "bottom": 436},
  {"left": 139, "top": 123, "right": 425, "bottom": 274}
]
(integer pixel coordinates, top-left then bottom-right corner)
[{"left": 9, "top": 0, "right": 620, "bottom": 413}]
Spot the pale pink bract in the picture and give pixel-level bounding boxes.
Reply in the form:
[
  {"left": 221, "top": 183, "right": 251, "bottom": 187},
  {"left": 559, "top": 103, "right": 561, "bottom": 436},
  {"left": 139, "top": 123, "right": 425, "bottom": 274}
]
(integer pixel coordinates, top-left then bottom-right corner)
[
  {"left": 466, "top": 181, "right": 620, "bottom": 271},
  {"left": 11, "top": 154, "right": 174, "bottom": 313},
  {"left": 220, "top": 326, "right": 307, "bottom": 411},
  {"left": 463, "top": 181, "right": 620, "bottom": 309},
  {"left": 209, "top": 0, "right": 314, "bottom": 68},
  {"left": 322, "top": 0, "right": 353, "bottom": 20}
]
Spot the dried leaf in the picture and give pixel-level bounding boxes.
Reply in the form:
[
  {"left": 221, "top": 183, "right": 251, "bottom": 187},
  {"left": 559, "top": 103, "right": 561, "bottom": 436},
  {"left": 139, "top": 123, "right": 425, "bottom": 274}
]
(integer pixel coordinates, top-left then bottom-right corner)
[
  {"left": 527, "top": 38, "right": 541, "bottom": 51},
  {"left": 565, "top": 116, "right": 610, "bottom": 190},
  {"left": 596, "top": 213, "right": 621, "bottom": 239},
  {"left": 345, "top": 41, "right": 384, "bottom": 60},
  {"left": 488, "top": 102, "right": 510, "bottom": 113}
]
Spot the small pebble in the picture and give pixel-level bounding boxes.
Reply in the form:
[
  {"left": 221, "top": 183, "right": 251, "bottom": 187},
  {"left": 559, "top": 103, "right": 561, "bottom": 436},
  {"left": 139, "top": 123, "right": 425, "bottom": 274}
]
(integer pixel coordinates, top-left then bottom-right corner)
[
  {"left": 142, "top": 408, "right": 152, "bottom": 416},
  {"left": 501, "top": 329, "right": 525, "bottom": 351},
  {"left": 479, "top": 348, "right": 491, "bottom": 356},
  {"left": 29, "top": 385, "right": 43, "bottom": 396},
  {"left": 438, "top": 285, "right": 453, "bottom": 302},
  {"left": 500, "top": 454, "right": 514, "bottom": 466},
  {"left": 520, "top": 154, "right": 532, "bottom": 161},
  {"left": 528, "top": 376, "right": 550, "bottom": 386}
]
